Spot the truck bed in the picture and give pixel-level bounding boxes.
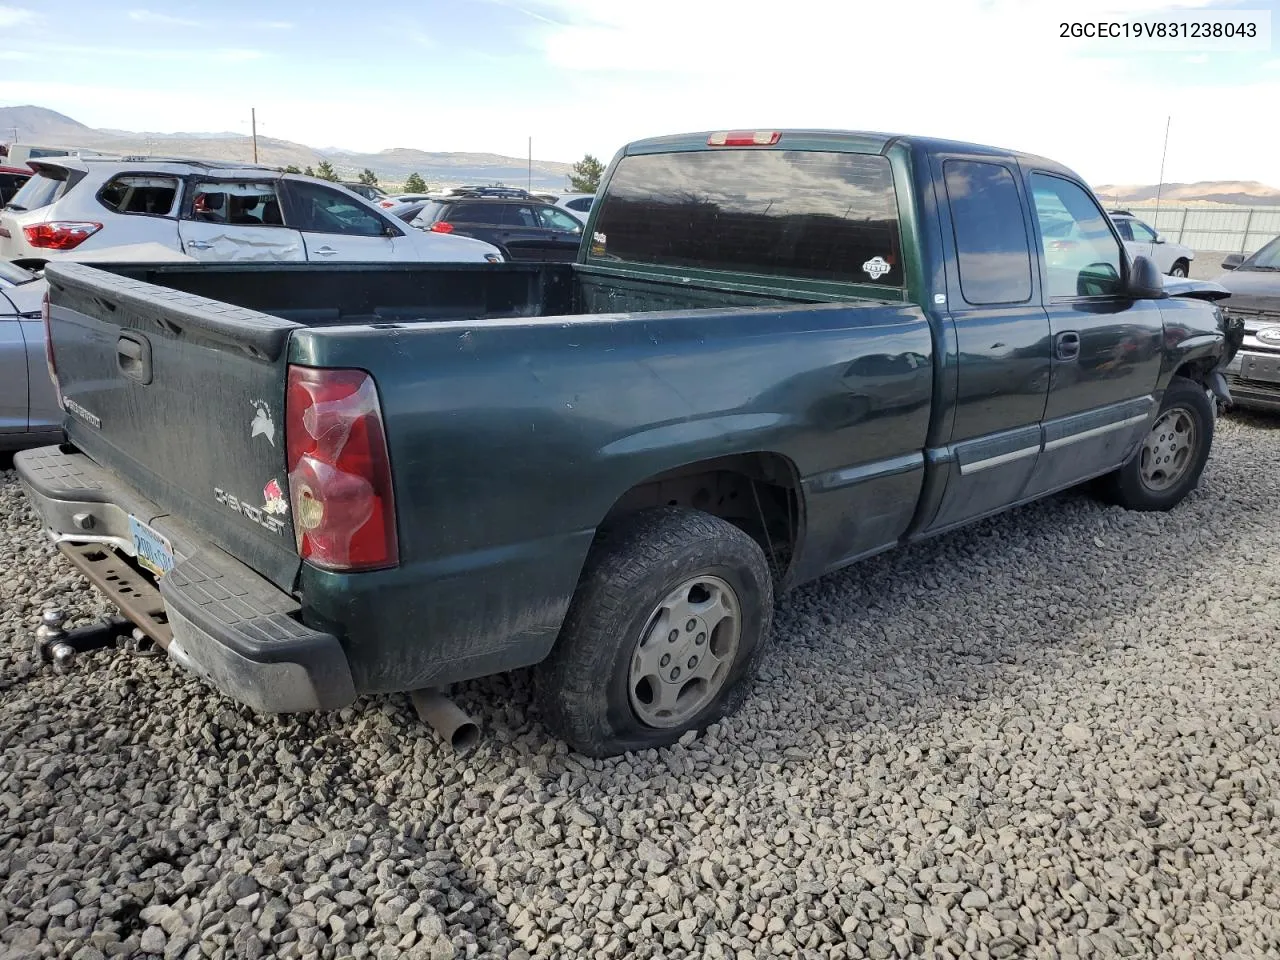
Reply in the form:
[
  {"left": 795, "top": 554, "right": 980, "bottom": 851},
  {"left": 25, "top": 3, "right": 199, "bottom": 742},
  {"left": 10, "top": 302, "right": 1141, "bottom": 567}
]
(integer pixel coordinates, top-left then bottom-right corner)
[
  {"left": 39, "top": 259, "right": 931, "bottom": 696},
  {"left": 101, "top": 261, "right": 878, "bottom": 328}
]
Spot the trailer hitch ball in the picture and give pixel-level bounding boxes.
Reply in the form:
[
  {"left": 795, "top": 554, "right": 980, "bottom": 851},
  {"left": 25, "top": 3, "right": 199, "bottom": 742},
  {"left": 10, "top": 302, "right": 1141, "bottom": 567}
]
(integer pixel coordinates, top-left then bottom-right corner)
[{"left": 50, "top": 642, "right": 77, "bottom": 675}]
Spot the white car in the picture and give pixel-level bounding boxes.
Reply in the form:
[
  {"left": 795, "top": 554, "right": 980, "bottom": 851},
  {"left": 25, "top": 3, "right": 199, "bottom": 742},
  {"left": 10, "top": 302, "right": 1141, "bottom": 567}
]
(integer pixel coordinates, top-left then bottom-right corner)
[
  {"left": 0, "top": 158, "right": 504, "bottom": 264},
  {"left": 1108, "top": 211, "right": 1195, "bottom": 277},
  {"left": 555, "top": 192, "right": 595, "bottom": 222}
]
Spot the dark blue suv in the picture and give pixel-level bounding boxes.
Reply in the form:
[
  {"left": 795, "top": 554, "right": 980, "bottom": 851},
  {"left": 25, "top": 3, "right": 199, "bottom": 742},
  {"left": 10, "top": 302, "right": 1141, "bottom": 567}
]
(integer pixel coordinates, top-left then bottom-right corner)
[{"left": 410, "top": 195, "right": 584, "bottom": 262}]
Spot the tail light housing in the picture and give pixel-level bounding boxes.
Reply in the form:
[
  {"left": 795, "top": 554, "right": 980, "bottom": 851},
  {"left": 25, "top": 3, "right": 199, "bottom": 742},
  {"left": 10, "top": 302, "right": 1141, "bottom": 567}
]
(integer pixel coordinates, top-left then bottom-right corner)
[
  {"left": 23, "top": 221, "right": 102, "bottom": 250},
  {"left": 42, "top": 289, "right": 60, "bottom": 401},
  {"left": 429, "top": 221, "right": 454, "bottom": 234},
  {"left": 286, "top": 366, "right": 399, "bottom": 571}
]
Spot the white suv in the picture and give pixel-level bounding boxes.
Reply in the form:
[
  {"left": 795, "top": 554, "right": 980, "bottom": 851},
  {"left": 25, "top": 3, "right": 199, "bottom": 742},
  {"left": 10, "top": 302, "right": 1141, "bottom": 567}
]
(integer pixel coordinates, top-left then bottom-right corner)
[
  {"left": 0, "top": 157, "right": 504, "bottom": 264},
  {"left": 1108, "top": 211, "right": 1195, "bottom": 277}
]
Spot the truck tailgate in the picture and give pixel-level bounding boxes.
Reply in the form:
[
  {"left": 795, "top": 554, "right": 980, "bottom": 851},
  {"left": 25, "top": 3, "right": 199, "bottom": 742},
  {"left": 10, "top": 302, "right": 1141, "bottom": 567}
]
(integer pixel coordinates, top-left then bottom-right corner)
[{"left": 44, "top": 262, "right": 302, "bottom": 591}]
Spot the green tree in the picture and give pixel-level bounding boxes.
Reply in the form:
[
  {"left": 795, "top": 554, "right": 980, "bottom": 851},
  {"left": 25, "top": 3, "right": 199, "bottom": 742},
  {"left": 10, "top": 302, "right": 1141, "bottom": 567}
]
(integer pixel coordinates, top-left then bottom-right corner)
[
  {"left": 568, "top": 154, "right": 604, "bottom": 193},
  {"left": 283, "top": 164, "right": 301, "bottom": 174},
  {"left": 404, "top": 172, "right": 428, "bottom": 193},
  {"left": 303, "top": 165, "right": 315, "bottom": 177},
  {"left": 358, "top": 167, "right": 379, "bottom": 186},
  {"left": 315, "top": 160, "right": 339, "bottom": 182}
]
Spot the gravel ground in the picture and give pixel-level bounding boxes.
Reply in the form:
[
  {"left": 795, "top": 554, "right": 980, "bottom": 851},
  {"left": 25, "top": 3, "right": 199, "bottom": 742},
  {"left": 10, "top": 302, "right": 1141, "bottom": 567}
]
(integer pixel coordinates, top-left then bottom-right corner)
[{"left": 2, "top": 411, "right": 1279, "bottom": 960}]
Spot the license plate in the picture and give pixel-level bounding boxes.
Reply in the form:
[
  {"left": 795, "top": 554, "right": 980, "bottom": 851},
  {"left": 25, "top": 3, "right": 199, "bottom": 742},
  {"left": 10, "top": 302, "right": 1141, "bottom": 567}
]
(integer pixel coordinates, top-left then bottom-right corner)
[
  {"left": 1241, "top": 354, "right": 1280, "bottom": 385},
  {"left": 129, "top": 515, "right": 175, "bottom": 578}
]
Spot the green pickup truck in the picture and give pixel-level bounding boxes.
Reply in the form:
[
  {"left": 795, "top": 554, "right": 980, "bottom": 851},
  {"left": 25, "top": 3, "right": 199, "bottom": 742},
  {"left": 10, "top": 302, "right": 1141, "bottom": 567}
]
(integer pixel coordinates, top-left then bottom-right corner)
[{"left": 18, "top": 129, "right": 1242, "bottom": 757}]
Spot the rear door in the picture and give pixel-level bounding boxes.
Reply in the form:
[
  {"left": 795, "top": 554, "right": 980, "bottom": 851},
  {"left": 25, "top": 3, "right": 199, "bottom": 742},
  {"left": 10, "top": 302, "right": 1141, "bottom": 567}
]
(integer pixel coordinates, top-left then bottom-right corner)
[
  {"left": 177, "top": 179, "right": 306, "bottom": 262},
  {"left": 282, "top": 180, "right": 403, "bottom": 261},
  {"left": 44, "top": 263, "right": 301, "bottom": 588},
  {"left": 923, "top": 155, "right": 1052, "bottom": 532},
  {"left": 1023, "top": 174, "right": 1164, "bottom": 497},
  {"left": 443, "top": 201, "right": 516, "bottom": 252},
  {"left": 497, "top": 203, "right": 560, "bottom": 260}
]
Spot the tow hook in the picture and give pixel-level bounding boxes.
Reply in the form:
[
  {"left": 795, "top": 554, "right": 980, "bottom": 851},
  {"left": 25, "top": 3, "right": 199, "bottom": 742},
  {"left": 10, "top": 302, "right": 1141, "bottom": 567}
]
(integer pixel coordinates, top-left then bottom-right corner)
[{"left": 32, "top": 607, "right": 147, "bottom": 674}]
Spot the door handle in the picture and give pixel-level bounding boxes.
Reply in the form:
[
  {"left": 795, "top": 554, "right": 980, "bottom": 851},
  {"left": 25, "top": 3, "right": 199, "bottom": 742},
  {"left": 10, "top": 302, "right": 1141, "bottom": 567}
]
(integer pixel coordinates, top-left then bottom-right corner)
[
  {"left": 116, "top": 333, "right": 152, "bottom": 384},
  {"left": 185, "top": 240, "right": 212, "bottom": 250},
  {"left": 1055, "top": 331, "right": 1081, "bottom": 361},
  {"left": 313, "top": 246, "right": 338, "bottom": 256}
]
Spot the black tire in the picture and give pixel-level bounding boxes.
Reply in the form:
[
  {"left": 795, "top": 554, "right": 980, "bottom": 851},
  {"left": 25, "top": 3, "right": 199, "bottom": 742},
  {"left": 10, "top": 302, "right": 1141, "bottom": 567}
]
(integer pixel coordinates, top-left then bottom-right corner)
[
  {"left": 536, "top": 507, "right": 774, "bottom": 757},
  {"left": 1099, "top": 376, "right": 1214, "bottom": 511},
  {"left": 1170, "top": 260, "right": 1190, "bottom": 278}
]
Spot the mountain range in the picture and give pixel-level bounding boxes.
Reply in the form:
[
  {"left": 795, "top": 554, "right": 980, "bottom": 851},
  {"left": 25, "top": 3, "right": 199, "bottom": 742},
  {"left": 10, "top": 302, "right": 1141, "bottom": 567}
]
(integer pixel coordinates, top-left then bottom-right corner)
[
  {"left": 5, "top": 105, "right": 1279, "bottom": 203},
  {"left": 0, "top": 105, "right": 575, "bottom": 191}
]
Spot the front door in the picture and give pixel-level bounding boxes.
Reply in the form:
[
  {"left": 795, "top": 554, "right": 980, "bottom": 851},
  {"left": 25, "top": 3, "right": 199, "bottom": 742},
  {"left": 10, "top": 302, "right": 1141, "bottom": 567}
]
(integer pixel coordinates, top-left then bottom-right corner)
[
  {"left": 178, "top": 179, "right": 306, "bottom": 262},
  {"left": 283, "top": 180, "right": 403, "bottom": 261},
  {"left": 1023, "top": 173, "right": 1164, "bottom": 498},
  {"left": 533, "top": 205, "right": 586, "bottom": 261},
  {"left": 924, "top": 156, "right": 1053, "bottom": 533}
]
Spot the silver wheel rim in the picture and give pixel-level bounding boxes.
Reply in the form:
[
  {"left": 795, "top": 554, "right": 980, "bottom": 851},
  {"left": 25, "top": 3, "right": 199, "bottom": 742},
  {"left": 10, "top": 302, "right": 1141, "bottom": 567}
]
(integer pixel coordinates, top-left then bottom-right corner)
[
  {"left": 628, "top": 574, "right": 741, "bottom": 729},
  {"left": 1140, "top": 406, "right": 1197, "bottom": 492},
  {"left": 1172, "top": 267, "right": 1187, "bottom": 277}
]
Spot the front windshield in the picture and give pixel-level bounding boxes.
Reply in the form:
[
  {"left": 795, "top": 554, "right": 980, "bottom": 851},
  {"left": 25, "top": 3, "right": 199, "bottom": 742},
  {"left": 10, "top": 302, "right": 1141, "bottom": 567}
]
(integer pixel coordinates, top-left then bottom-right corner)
[{"left": 1244, "top": 236, "right": 1280, "bottom": 270}]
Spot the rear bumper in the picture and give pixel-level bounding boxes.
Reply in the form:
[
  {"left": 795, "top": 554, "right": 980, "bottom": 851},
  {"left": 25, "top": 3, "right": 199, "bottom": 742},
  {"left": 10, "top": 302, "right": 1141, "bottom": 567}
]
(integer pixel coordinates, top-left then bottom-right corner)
[{"left": 14, "top": 445, "right": 355, "bottom": 712}]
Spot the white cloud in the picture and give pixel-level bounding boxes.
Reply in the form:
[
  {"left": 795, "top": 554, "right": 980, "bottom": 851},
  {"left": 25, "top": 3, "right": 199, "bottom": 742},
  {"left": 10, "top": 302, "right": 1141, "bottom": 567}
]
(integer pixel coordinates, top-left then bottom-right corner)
[
  {"left": 0, "top": 4, "right": 35, "bottom": 27},
  {"left": 506, "top": 0, "right": 1278, "bottom": 186},
  {"left": 127, "top": 9, "right": 202, "bottom": 27}
]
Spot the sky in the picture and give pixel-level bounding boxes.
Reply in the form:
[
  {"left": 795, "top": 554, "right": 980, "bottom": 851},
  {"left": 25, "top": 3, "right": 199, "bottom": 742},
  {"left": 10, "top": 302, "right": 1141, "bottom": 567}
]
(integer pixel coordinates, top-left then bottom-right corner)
[{"left": 0, "top": 0, "right": 1278, "bottom": 187}]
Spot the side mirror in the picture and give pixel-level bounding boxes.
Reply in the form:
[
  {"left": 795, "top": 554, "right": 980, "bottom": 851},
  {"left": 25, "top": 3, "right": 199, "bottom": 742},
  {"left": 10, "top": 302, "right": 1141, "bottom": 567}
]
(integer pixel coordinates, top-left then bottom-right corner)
[
  {"left": 1153, "top": 235, "right": 1166, "bottom": 244},
  {"left": 1126, "top": 255, "right": 1164, "bottom": 299},
  {"left": 1221, "top": 253, "right": 1245, "bottom": 271}
]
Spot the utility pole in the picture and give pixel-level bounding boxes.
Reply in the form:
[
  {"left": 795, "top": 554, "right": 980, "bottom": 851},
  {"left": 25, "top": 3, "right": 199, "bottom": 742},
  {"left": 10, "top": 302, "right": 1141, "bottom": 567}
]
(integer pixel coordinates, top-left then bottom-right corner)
[
  {"left": 251, "top": 107, "right": 259, "bottom": 163},
  {"left": 528, "top": 136, "right": 532, "bottom": 192}
]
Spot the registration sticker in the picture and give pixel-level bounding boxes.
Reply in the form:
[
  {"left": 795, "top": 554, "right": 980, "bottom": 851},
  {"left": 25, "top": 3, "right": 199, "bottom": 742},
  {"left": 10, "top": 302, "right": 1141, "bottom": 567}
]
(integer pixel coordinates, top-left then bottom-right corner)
[{"left": 129, "top": 515, "right": 175, "bottom": 578}]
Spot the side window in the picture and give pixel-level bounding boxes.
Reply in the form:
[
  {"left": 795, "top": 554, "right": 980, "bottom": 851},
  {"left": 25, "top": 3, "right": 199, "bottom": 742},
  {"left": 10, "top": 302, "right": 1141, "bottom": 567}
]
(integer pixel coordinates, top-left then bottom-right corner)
[
  {"left": 1130, "top": 219, "right": 1158, "bottom": 242},
  {"left": 1030, "top": 174, "right": 1124, "bottom": 299},
  {"left": 186, "top": 181, "right": 283, "bottom": 227},
  {"left": 98, "top": 175, "right": 180, "bottom": 217},
  {"left": 943, "top": 160, "right": 1032, "bottom": 305},
  {"left": 566, "top": 197, "right": 593, "bottom": 212},
  {"left": 449, "top": 202, "right": 507, "bottom": 225},
  {"left": 537, "top": 207, "right": 583, "bottom": 232},
  {"left": 1113, "top": 219, "right": 1134, "bottom": 241},
  {"left": 505, "top": 205, "right": 541, "bottom": 228},
  {"left": 287, "top": 181, "right": 394, "bottom": 237}
]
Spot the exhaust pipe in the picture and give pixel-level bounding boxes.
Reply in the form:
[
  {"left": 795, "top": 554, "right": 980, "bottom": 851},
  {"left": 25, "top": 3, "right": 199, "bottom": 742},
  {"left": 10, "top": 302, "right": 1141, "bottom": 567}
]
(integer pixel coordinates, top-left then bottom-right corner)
[{"left": 411, "top": 689, "right": 480, "bottom": 756}]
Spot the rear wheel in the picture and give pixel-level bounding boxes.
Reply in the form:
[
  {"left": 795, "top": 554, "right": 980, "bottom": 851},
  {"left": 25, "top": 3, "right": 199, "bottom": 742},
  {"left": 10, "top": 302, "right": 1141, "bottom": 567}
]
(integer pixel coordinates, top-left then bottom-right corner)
[
  {"left": 1098, "top": 376, "right": 1213, "bottom": 511},
  {"left": 536, "top": 507, "right": 774, "bottom": 757}
]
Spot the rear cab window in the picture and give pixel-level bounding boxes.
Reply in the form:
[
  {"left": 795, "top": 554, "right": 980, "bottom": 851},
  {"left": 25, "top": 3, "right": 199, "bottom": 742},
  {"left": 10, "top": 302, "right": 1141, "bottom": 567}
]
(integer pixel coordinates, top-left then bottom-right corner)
[
  {"left": 98, "top": 175, "right": 181, "bottom": 217},
  {"left": 589, "top": 149, "right": 903, "bottom": 286}
]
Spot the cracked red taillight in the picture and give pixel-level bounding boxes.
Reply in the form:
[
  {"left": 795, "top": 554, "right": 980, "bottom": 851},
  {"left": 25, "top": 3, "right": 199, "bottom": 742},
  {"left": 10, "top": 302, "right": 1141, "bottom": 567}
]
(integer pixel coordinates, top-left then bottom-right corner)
[{"left": 285, "top": 365, "right": 398, "bottom": 571}]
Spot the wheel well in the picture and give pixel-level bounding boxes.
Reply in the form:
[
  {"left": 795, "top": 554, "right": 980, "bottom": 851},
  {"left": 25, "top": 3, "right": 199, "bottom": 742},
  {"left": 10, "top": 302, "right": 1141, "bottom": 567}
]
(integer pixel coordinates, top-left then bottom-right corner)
[
  {"left": 1172, "top": 358, "right": 1216, "bottom": 388},
  {"left": 602, "top": 452, "right": 803, "bottom": 584}
]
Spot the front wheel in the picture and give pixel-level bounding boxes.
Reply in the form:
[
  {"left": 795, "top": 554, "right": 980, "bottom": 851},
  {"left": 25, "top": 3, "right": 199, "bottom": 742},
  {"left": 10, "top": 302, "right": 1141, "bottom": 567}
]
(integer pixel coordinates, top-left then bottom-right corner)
[
  {"left": 1169, "top": 260, "right": 1190, "bottom": 278},
  {"left": 536, "top": 507, "right": 774, "bottom": 757},
  {"left": 1098, "top": 376, "right": 1214, "bottom": 511}
]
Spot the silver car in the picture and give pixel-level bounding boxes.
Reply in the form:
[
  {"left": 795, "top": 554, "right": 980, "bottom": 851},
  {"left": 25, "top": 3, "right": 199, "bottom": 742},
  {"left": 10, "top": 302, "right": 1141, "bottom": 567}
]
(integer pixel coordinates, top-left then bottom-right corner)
[{"left": 0, "top": 260, "right": 61, "bottom": 451}]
